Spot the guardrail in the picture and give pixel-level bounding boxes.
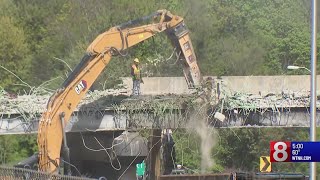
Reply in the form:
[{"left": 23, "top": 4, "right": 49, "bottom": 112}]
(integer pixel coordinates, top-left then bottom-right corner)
[
  {"left": 0, "top": 166, "right": 96, "bottom": 180},
  {"left": 158, "top": 172, "right": 308, "bottom": 180}
]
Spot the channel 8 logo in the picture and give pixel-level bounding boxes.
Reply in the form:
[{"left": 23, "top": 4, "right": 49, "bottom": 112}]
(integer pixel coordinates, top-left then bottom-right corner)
[{"left": 270, "top": 141, "right": 291, "bottom": 162}]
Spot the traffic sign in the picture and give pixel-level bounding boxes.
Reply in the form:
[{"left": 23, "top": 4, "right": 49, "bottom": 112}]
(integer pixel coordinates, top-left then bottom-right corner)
[
  {"left": 136, "top": 161, "right": 145, "bottom": 176},
  {"left": 260, "top": 156, "right": 271, "bottom": 172}
]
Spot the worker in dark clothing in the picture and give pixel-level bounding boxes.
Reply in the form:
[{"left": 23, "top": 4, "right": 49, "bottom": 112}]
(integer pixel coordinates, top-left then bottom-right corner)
[
  {"left": 131, "top": 58, "right": 143, "bottom": 96},
  {"left": 162, "top": 130, "right": 176, "bottom": 175}
]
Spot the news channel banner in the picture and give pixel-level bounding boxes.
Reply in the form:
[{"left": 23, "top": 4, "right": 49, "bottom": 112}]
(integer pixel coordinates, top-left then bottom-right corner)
[{"left": 270, "top": 141, "right": 320, "bottom": 162}]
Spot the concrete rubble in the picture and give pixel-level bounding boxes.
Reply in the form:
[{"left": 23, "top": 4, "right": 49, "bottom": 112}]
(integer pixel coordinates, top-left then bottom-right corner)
[
  {"left": 222, "top": 90, "right": 318, "bottom": 110},
  {"left": 0, "top": 79, "right": 319, "bottom": 117},
  {"left": 0, "top": 87, "right": 131, "bottom": 115}
]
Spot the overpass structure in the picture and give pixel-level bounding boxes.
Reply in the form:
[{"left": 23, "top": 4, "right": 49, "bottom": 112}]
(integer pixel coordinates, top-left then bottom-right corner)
[{"left": 1, "top": 75, "right": 320, "bottom": 135}]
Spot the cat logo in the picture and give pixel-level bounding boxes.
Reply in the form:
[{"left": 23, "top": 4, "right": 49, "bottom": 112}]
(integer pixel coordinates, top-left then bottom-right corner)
[{"left": 75, "top": 80, "right": 87, "bottom": 95}]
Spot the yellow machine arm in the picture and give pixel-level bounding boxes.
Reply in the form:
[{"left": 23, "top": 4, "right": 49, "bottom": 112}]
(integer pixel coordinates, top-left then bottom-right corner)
[{"left": 37, "top": 9, "right": 202, "bottom": 173}]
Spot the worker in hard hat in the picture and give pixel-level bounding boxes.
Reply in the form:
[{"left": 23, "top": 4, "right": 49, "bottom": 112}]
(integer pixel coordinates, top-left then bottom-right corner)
[{"left": 131, "top": 58, "right": 143, "bottom": 96}]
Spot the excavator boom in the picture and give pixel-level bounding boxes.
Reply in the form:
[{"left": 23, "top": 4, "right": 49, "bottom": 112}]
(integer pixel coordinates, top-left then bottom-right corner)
[{"left": 37, "top": 9, "right": 202, "bottom": 173}]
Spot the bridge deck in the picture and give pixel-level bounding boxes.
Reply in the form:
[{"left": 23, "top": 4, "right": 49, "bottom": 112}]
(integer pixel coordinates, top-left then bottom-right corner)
[
  {"left": 2, "top": 75, "right": 320, "bottom": 135},
  {"left": 1, "top": 93, "right": 320, "bottom": 135}
]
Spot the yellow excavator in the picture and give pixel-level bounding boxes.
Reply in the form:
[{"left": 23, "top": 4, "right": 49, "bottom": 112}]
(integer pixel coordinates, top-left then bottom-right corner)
[{"left": 35, "top": 9, "right": 202, "bottom": 174}]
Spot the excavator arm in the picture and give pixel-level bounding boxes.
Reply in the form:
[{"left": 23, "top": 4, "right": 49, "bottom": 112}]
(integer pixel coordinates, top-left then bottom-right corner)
[{"left": 37, "top": 9, "right": 202, "bottom": 173}]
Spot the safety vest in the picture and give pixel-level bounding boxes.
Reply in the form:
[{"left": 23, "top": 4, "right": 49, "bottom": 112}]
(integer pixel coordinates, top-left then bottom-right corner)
[{"left": 131, "top": 64, "right": 141, "bottom": 80}]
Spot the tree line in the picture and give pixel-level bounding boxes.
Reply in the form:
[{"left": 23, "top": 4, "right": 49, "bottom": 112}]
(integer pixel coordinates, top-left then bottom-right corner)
[{"left": 0, "top": 0, "right": 318, "bottom": 92}]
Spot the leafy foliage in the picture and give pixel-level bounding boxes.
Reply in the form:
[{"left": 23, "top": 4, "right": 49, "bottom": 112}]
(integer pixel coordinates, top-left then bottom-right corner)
[
  {"left": 0, "top": 0, "right": 31, "bottom": 92},
  {"left": 0, "top": 0, "right": 317, "bottom": 91},
  {"left": 0, "top": 134, "right": 37, "bottom": 165}
]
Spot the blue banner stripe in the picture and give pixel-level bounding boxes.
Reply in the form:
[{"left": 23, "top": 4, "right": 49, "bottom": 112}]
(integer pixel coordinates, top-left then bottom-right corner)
[{"left": 291, "top": 142, "right": 320, "bottom": 162}]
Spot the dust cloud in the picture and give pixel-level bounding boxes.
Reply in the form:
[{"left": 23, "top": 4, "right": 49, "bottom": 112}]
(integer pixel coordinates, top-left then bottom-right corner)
[{"left": 187, "top": 102, "right": 216, "bottom": 173}]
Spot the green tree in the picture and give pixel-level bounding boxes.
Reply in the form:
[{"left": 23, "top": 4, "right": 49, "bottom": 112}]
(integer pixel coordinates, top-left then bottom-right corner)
[
  {"left": 0, "top": 134, "right": 37, "bottom": 165},
  {"left": 0, "top": 0, "right": 30, "bottom": 92}
]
